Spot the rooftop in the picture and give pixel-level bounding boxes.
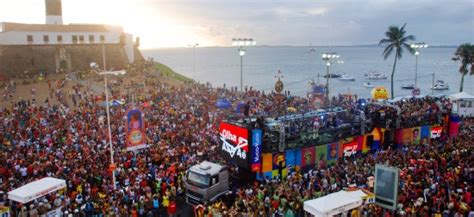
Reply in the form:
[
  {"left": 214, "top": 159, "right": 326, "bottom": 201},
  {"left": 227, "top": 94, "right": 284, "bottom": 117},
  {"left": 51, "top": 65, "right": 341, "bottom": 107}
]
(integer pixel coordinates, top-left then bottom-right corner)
[{"left": 0, "top": 22, "right": 122, "bottom": 33}]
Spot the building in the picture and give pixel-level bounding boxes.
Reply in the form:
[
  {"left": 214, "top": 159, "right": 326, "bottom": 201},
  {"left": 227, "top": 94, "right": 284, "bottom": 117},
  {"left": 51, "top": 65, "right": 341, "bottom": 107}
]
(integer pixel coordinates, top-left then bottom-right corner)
[{"left": 0, "top": 0, "right": 143, "bottom": 76}]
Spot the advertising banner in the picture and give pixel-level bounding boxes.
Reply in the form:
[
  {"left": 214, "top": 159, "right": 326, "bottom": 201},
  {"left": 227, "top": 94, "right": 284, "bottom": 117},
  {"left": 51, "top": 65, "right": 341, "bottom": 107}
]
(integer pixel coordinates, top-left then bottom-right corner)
[
  {"left": 342, "top": 141, "right": 358, "bottom": 157},
  {"left": 301, "top": 146, "right": 316, "bottom": 170},
  {"left": 261, "top": 153, "right": 273, "bottom": 173},
  {"left": 125, "top": 109, "right": 147, "bottom": 151},
  {"left": 430, "top": 126, "right": 442, "bottom": 138},
  {"left": 251, "top": 129, "right": 262, "bottom": 172},
  {"left": 449, "top": 116, "right": 460, "bottom": 137},
  {"left": 420, "top": 126, "right": 430, "bottom": 139},
  {"left": 285, "top": 149, "right": 298, "bottom": 170},
  {"left": 219, "top": 122, "right": 249, "bottom": 168}
]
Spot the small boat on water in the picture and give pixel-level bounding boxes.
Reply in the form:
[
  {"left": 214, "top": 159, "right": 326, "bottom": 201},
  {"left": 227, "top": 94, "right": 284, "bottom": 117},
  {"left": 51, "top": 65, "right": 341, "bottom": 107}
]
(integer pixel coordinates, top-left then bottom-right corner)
[
  {"left": 323, "top": 73, "right": 342, "bottom": 78},
  {"left": 339, "top": 74, "right": 355, "bottom": 81},
  {"left": 401, "top": 84, "right": 415, "bottom": 89},
  {"left": 363, "top": 82, "right": 374, "bottom": 88},
  {"left": 431, "top": 80, "right": 449, "bottom": 90},
  {"left": 365, "top": 71, "right": 388, "bottom": 80}
]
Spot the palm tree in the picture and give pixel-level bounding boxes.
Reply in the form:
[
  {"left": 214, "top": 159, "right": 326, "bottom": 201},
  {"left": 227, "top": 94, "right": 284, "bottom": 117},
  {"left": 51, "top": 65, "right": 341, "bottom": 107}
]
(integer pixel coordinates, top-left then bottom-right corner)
[
  {"left": 452, "top": 43, "right": 474, "bottom": 92},
  {"left": 379, "top": 23, "right": 415, "bottom": 99}
]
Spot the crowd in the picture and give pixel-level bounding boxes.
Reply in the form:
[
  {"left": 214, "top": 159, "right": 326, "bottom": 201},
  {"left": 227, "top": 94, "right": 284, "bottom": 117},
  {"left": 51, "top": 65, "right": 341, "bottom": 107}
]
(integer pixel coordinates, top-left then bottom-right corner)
[{"left": 0, "top": 69, "right": 471, "bottom": 217}]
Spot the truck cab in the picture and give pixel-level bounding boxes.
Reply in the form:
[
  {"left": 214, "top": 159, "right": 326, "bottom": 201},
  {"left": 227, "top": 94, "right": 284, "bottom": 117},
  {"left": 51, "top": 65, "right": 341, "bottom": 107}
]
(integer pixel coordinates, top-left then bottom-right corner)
[{"left": 185, "top": 161, "right": 230, "bottom": 205}]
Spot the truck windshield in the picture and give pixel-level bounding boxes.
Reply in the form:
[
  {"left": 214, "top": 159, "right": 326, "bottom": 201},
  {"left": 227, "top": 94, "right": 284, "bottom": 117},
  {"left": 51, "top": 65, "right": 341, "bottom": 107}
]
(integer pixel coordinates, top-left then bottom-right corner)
[{"left": 187, "top": 171, "right": 209, "bottom": 188}]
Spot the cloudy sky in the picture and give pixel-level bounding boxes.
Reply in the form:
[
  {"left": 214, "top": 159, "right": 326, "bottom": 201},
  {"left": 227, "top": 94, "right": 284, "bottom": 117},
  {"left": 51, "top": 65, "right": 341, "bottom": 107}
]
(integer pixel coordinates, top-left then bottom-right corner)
[{"left": 0, "top": 0, "right": 473, "bottom": 48}]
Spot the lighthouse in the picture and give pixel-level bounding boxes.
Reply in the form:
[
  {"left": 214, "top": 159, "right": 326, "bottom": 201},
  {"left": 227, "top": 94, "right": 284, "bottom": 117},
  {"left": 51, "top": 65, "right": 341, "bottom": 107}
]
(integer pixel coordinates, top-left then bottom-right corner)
[{"left": 45, "top": 0, "right": 63, "bottom": 25}]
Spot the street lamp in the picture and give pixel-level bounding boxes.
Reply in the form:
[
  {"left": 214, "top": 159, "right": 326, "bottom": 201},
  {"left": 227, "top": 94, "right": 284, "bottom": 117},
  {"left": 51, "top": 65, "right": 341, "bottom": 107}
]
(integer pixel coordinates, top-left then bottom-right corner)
[
  {"left": 321, "top": 52, "right": 341, "bottom": 109},
  {"left": 90, "top": 61, "right": 126, "bottom": 191},
  {"left": 410, "top": 42, "right": 428, "bottom": 89},
  {"left": 232, "top": 38, "right": 256, "bottom": 93},
  {"left": 188, "top": 43, "right": 199, "bottom": 81}
]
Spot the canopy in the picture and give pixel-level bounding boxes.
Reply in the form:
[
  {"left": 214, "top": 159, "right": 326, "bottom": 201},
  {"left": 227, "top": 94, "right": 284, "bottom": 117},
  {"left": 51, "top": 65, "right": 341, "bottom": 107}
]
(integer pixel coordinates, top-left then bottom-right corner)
[
  {"left": 8, "top": 177, "right": 66, "bottom": 204},
  {"left": 215, "top": 98, "right": 232, "bottom": 109},
  {"left": 304, "top": 190, "right": 367, "bottom": 217},
  {"left": 450, "top": 92, "right": 474, "bottom": 101}
]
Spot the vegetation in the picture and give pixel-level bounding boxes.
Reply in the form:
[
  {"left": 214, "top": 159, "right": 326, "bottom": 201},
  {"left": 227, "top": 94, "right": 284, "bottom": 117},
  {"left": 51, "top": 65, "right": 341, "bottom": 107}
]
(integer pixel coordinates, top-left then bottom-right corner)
[
  {"left": 379, "top": 23, "right": 415, "bottom": 99},
  {"left": 154, "top": 62, "right": 193, "bottom": 83},
  {"left": 452, "top": 43, "right": 474, "bottom": 92}
]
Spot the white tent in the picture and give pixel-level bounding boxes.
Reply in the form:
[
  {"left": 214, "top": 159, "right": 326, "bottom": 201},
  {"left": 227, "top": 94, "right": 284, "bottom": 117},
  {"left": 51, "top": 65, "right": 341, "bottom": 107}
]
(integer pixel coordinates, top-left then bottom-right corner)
[
  {"left": 8, "top": 177, "right": 66, "bottom": 204},
  {"left": 450, "top": 92, "right": 474, "bottom": 117},
  {"left": 304, "top": 190, "right": 367, "bottom": 217}
]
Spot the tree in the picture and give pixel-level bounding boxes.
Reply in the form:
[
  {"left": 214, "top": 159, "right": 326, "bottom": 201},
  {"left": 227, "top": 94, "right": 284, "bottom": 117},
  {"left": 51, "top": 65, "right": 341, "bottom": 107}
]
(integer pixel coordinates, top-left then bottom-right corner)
[
  {"left": 452, "top": 43, "right": 474, "bottom": 92},
  {"left": 379, "top": 23, "right": 415, "bottom": 99}
]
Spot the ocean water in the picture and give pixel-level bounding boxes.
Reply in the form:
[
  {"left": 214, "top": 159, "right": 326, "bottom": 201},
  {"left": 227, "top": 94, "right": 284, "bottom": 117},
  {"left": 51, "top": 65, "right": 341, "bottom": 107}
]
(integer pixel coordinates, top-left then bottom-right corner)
[{"left": 141, "top": 46, "right": 473, "bottom": 98}]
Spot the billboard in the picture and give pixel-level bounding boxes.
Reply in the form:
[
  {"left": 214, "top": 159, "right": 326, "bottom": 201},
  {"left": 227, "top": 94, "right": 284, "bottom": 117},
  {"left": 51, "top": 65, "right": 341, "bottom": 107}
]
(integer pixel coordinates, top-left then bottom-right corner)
[
  {"left": 219, "top": 122, "right": 249, "bottom": 168},
  {"left": 125, "top": 109, "right": 147, "bottom": 151},
  {"left": 251, "top": 129, "right": 262, "bottom": 172},
  {"left": 374, "top": 164, "right": 400, "bottom": 210}
]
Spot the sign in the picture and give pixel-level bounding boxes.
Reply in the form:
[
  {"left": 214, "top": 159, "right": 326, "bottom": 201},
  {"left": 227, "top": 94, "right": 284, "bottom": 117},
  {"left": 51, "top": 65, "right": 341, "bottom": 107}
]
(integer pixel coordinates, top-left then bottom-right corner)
[
  {"left": 251, "top": 129, "right": 262, "bottom": 172},
  {"left": 430, "top": 126, "right": 442, "bottom": 138},
  {"left": 219, "top": 122, "right": 249, "bottom": 168},
  {"left": 0, "top": 206, "right": 10, "bottom": 217},
  {"left": 343, "top": 142, "right": 358, "bottom": 157},
  {"left": 374, "top": 164, "right": 399, "bottom": 210},
  {"left": 125, "top": 109, "right": 147, "bottom": 151}
]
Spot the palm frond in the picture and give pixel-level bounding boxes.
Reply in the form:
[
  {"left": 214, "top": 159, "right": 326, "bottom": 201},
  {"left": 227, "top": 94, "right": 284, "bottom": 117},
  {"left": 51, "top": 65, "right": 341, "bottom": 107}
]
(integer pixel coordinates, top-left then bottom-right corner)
[{"left": 383, "top": 45, "right": 394, "bottom": 60}]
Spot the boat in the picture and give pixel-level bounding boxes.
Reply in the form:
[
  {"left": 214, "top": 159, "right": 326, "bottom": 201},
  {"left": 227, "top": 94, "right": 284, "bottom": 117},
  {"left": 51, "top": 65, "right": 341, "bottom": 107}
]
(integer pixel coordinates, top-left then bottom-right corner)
[
  {"left": 363, "top": 82, "right": 374, "bottom": 88},
  {"left": 365, "top": 71, "right": 388, "bottom": 80},
  {"left": 339, "top": 74, "right": 355, "bottom": 81},
  {"left": 401, "top": 84, "right": 415, "bottom": 89},
  {"left": 323, "top": 73, "right": 341, "bottom": 78},
  {"left": 431, "top": 80, "right": 449, "bottom": 90}
]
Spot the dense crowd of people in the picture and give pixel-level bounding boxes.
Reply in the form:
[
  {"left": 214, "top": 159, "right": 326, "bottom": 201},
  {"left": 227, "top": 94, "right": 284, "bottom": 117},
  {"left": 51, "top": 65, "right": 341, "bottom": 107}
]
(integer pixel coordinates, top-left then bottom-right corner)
[{"left": 0, "top": 69, "right": 471, "bottom": 217}]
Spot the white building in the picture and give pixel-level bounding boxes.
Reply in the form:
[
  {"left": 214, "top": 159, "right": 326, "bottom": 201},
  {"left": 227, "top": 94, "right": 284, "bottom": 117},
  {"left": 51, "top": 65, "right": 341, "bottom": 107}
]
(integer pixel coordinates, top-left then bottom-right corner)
[
  {"left": 0, "top": 0, "right": 136, "bottom": 63},
  {"left": 449, "top": 92, "right": 474, "bottom": 117}
]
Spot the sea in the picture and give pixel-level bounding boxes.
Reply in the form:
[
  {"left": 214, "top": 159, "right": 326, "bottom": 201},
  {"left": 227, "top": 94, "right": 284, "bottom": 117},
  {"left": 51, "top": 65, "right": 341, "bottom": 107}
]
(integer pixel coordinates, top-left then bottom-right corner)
[{"left": 141, "top": 46, "right": 473, "bottom": 99}]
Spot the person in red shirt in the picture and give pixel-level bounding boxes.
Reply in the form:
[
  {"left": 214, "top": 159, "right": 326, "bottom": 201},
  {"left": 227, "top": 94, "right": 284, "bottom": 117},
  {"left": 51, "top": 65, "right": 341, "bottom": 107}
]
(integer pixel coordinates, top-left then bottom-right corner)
[{"left": 167, "top": 198, "right": 177, "bottom": 217}]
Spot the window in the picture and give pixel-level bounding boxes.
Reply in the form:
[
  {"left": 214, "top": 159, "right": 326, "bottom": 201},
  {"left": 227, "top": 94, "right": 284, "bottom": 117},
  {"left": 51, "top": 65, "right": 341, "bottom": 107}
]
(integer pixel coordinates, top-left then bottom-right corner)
[
  {"left": 100, "top": 35, "right": 105, "bottom": 43},
  {"left": 27, "top": 35, "right": 33, "bottom": 43},
  {"left": 72, "top": 35, "right": 78, "bottom": 44},
  {"left": 79, "top": 35, "right": 84, "bottom": 43},
  {"left": 210, "top": 175, "right": 219, "bottom": 186},
  {"left": 57, "top": 35, "right": 63, "bottom": 43},
  {"left": 43, "top": 35, "right": 49, "bottom": 44},
  {"left": 460, "top": 101, "right": 466, "bottom": 108},
  {"left": 89, "top": 35, "right": 95, "bottom": 43}
]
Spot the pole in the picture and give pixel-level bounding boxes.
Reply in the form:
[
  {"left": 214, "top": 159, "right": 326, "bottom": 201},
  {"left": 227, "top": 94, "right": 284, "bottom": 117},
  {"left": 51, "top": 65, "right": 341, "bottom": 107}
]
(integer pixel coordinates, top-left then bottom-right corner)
[
  {"left": 415, "top": 53, "right": 418, "bottom": 88},
  {"left": 102, "top": 42, "right": 116, "bottom": 190},
  {"left": 317, "top": 73, "right": 320, "bottom": 84},
  {"left": 240, "top": 47, "right": 243, "bottom": 93},
  {"left": 432, "top": 73, "right": 435, "bottom": 95},
  {"left": 192, "top": 45, "right": 196, "bottom": 81},
  {"left": 326, "top": 63, "right": 330, "bottom": 109}
]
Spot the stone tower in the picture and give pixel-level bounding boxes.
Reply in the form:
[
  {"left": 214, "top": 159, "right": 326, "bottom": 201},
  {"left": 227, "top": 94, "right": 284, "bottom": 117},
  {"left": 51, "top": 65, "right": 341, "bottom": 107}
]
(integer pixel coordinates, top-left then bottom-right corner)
[{"left": 45, "top": 0, "right": 63, "bottom": 25}]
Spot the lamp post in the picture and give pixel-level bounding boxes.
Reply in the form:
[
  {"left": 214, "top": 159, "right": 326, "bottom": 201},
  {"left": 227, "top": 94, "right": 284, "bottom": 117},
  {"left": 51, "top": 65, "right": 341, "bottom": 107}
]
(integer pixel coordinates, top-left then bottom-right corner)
[
  {"left": 90, "top": 62, "right": 126, "bottom": 191},
  {"left": 321, "top": 52, "right": 341, "bottom": 109},
  {"left": 232, "top": 38, "right": 256, "bottom": 94},
  {"left": 189, "top": 43, "right": 199, "bottom": 81},
  {"left": 410, "top": 42, "right": 428, "bottom": 89}
]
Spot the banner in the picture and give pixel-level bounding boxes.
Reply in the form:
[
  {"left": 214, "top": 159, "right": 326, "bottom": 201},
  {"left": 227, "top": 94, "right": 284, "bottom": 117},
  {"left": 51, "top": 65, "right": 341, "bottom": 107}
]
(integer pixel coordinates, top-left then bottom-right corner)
[
  {"left": 219, "top": 122, "right": 249, "bottom": 168},
  {"left": 301, "top": 146, "right": 316, "bottom": 170},
  {"left": 272, "top": 153, "right": 287, "bottom": 178},
  {"left": 430, "top": 126, "right": 442, "bottom": 138},
  {"left": 125, "top": 109, "right": 147, "bottom": 151},
  {"left": 342, "top": 141, "right": 358, "bottom": 157},
  {"left": 327, "top": 143, "right": 339, "bottom": 161},
  {"left": 411, "top": 127, "right": 421, "bottom": 144},
  {"left": 449, "top": 115, "right": 460, "bottom": 137},
  {"left": 315, "top": 144, "right": 327, "bottom": 163},
  {"left": 395, "top": 129, "right": 403, "bottom": 145},
  {"left": 402, "top": 128, "right": 413, "bottom": 144},
  {"left": 251, "top": 129, "right": 262, "bottom": 172},
  {"left": 420, "top": 126, "right": 430, "bottom": 139},
  {"left": 285, "top": 149, "right": 298, "bottom": 170}
]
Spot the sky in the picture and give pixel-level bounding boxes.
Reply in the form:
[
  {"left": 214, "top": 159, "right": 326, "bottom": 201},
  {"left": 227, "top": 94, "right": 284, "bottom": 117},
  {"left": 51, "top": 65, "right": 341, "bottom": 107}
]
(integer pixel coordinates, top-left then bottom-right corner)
[{"left": 0, "top": 0, "right": 473, "bottom": 48}]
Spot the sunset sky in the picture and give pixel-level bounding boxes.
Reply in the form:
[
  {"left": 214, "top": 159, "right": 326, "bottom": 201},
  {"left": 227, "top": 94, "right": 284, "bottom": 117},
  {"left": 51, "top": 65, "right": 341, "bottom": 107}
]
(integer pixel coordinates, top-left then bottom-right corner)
[{"left": 0, "top": 0, "right": 473, "bottom": 49}]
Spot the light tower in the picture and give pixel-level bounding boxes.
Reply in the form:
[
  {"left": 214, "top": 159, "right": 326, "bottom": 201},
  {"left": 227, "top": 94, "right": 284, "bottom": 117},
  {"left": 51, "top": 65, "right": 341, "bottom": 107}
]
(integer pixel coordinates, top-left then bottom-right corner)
[{"left": 45, "top": 0, "right": 63, "bottom": 25}]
